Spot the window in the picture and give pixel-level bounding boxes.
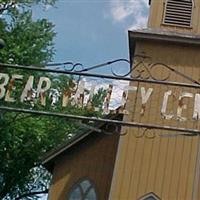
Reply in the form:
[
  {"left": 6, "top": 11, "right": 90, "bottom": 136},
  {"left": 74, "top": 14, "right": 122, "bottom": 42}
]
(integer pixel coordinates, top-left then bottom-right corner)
[
  {"left": 164, "top": 0, "right": 193, "bottom": 27},
  {"left": 144, "top": 197, "right": 157, "bottom": 200},
  {"left": 139, "top": 192, "right": 160, "bottom": 200},
  {"left": 68, "top": 179, "right": 98, "bottom": 200}
]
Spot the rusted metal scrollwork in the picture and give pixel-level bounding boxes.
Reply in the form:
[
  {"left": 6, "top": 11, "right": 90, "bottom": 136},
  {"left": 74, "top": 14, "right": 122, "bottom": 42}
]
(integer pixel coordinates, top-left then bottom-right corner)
[
  {"left": 47, "top": 59, "right": 130, "bottom": 75},
  {"left": 129, "top": 54, "right": 200, "bottom": 84},
  {"left": 47, "top": 62, "right": 84, "bottom": 72},
  {"left": 134, "top": 128, "right": 157, "bottom": 139},
  {"left": 129, "top": 55, "right": 171, "bottom": 81}
]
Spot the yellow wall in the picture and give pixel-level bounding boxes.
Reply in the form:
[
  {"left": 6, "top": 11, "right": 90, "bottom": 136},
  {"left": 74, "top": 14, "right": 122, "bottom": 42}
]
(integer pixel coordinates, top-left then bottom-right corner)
[
  {"left": 48, "top": 133, "right": 119, "bottom": 200},
  {"left": 109, "top": 40, "right": 200, "bottom": 200},
  {"left": 148, "top": 0, "right": 200, "bottom": 35}
]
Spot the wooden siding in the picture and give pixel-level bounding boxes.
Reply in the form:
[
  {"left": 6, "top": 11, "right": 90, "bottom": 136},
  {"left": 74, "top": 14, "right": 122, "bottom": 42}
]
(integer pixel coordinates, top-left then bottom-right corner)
[
  {"left": 148, "top": 0, "right": 200, "bottom": 35},
  {"left": 48, "top": 132, "right": 119, "bottom": 200},
  {"left": 109, "top": 40, "right": 200, "bottom": 200}
]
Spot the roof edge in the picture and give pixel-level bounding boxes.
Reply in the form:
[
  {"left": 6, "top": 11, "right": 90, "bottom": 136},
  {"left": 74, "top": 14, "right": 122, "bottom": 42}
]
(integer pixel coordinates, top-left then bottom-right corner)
[
  {"left": 129, "top": 28, "right": 200, "bottom": 44},
  {"left": 128, "top": 28, "right": 200, "bottom": 66},
  {"left": 41, "top": 114, "right": 123, "bottom": 169}
]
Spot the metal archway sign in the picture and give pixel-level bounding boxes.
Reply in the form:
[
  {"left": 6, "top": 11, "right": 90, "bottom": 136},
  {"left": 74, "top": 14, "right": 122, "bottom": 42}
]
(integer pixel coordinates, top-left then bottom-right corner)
[{"left": 0, "top": 55, "right": 200, "bottom": 136}]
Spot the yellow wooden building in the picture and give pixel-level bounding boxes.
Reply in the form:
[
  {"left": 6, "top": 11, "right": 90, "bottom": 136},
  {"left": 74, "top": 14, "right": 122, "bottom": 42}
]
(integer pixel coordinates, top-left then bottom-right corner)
[{"left": 42, "top": 0, "right": 200, "bottom": 199}]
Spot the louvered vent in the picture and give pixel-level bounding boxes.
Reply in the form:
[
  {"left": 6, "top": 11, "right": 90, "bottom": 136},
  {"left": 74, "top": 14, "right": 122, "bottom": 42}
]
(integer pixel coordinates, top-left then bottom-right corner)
[{"left": 164, "top": 0, "right": 193, "bottom": 27}]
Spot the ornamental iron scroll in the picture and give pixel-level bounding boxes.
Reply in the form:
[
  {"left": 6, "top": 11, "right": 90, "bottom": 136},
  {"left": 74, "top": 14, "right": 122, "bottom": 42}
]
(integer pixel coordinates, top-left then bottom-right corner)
[
  {"left": 0, "top": 56, "right": 200, "bottom": 137},
  {"left": 127, "top": 55, "right": 200, "bottom": 84}
]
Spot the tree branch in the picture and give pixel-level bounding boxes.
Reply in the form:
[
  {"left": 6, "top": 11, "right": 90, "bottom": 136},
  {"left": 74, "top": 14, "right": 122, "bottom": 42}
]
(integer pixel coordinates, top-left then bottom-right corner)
[{"left": 15, "top": 189, "right": 48, "bottom": 200}]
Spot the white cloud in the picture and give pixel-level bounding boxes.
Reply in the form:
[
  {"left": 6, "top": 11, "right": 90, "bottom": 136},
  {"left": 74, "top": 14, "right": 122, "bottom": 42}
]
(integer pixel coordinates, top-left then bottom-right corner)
[
  {"left": 128, "top": 13, "right": 148, "bottom": 29},
  {"left": 43, "top": 4, "right": 53, "bottom": 11},
  {"left": 111, "top": 2, "right": 134, "bottom": 21},
  {"left": 110, "top": 0, "right": 149, "bottom": 30}
]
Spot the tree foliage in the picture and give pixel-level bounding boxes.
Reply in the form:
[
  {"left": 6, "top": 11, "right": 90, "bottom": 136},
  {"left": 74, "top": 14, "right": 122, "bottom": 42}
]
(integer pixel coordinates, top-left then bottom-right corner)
[
  {"left": 0, "top": 112, "right": 78, "bottom": 200},
  {"left": 0, "top": 0, "right": 56, "bottom": 15},
  {"left": 0, "top": 1, "right": 107, "bottom": 199},
  {"left": 0, "top": 12, "right": 55, "bottom": 65},
  {"left": 0, "top": 0, "right": 67, "bottom": 199}
]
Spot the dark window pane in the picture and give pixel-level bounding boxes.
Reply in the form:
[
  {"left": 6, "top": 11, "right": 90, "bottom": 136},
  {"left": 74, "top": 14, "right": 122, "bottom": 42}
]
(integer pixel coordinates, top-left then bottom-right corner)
[
  {"left": 80, "top": 180, "right": 91, "bottom": 193},
  {"left": 69, "top": 187, "right": 81, "bottom": 200},
  {"left": 145, "top": 197, "right": 157, "bottom": 200},
  {"left": 85, "top": 188, "right": 97, "bottom": 200},
  {"left": 68, "top": 179, "right": 97, "bottom": 200}
]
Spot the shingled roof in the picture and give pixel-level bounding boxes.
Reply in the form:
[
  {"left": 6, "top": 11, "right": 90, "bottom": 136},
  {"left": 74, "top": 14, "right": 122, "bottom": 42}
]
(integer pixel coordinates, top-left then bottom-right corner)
[{"left": 41, "top": 113, "right": 123, "bottom": 172}]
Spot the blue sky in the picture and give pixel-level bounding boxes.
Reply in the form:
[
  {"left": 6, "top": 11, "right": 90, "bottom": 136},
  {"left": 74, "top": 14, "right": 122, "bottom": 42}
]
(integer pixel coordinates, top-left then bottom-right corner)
[
  {"left": 33, "top": 1, "right": 149, "bottom": 199},
  {"left": 33, "top": 0, "right": 149, "bottom": 73}
]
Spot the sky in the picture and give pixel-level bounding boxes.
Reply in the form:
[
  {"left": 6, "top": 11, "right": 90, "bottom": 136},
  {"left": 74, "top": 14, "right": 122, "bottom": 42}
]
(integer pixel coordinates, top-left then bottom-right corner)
[
  {"left": 33, "top": 0, "right": 149, "bottom": 199},
  {"left": 33, "top": 0, "right": 149, "bottom": 73}
]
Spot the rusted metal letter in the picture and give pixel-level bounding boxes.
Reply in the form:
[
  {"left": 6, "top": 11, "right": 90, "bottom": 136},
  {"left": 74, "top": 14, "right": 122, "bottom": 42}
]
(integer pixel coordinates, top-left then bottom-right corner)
[
  {"left": 5, "top": 74, "right": 23, "bottom": 102},
  {"left": 140, "top": 87, "right": 153, "bottom": 115},
  {"left": 72, "top": 79, "right": 85, "bottom": 107},
  {"left": 62, "top": 80, "right": 77, "bottom": 107},
  {"left": 20, "top": 76, "right": 34, "bottom": 102},
  {"left": 86, "top": 83, "right": 96, "bottom": 110},
  {"left": 0, "top": 73, "right": 9, "bottom": 99},
  {"left": 177, "top": 92, "right": 193, "bottom": 121},
  {"left": 37, "top": 77, "right": 51, "bottom": 106},
  {"left": 161, "top": 90, "right": 174, "bottom": 119},
  {"left": 103, "top": 84, "right": 113, "bottom": 114},
  {"left": 193, "top": 94, "right": 200, "bottom": 120}
]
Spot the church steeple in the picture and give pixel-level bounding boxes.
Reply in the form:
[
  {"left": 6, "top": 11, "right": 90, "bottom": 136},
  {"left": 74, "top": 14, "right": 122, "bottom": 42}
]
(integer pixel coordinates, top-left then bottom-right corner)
[
  {"left": 109, "top": 1, "right": 200, "bottom": 200},
  {"left": 148, "top": 0, "right": 200, "bottom": 34}
]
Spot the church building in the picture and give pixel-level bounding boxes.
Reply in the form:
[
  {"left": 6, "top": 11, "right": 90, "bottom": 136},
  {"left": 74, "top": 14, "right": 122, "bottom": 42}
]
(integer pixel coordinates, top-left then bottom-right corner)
[{"left": 42, "top": 0, "right": 200, "bottom": 199}]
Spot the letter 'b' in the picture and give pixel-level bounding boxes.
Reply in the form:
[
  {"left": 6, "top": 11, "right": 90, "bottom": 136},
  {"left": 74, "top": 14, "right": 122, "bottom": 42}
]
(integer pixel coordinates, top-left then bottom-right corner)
[{"left": 0, "top": 73, "right": 9, "bottom": 99}]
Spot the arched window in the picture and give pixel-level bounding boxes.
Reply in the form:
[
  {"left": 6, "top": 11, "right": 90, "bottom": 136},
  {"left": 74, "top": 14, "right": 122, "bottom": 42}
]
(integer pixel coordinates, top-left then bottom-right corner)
[
  {"left": 164, "top": 0, "right": 193, "bottom": 27},
  {"left": 68, "top": 179, "right": 98, "bottom": 200},
  {"left": 139, "top": 192, "right": 160, "bottom": 200}
]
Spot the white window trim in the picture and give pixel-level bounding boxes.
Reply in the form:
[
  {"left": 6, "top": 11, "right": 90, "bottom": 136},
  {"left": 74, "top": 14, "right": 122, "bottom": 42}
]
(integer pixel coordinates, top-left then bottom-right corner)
[
  {"left": 139, "top": 192, "right": 161, "bottom": 200},
  {"left": 67, "top": 178, "right": 98, "bottom": 200}
]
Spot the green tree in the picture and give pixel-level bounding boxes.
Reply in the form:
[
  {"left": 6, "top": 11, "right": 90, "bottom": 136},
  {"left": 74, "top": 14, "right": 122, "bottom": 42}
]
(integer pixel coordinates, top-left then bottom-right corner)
[
  {"left": 0, "top": 1, "right": 108, "bottom": 199},
  {"left": 0, "top": 1, "right": 66, "bottom": 199},
  {"left": 0, "top": 10, "right": 55, "bottom": 65},
  {"left": 0, "top": 0, "right": 56, "bottom": 15}
]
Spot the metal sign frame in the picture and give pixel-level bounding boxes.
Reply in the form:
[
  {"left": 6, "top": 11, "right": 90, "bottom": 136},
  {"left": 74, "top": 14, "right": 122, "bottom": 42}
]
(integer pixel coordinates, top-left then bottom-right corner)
[{"left": 0, "top": 56, "right": 200, "bottom": 135}]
